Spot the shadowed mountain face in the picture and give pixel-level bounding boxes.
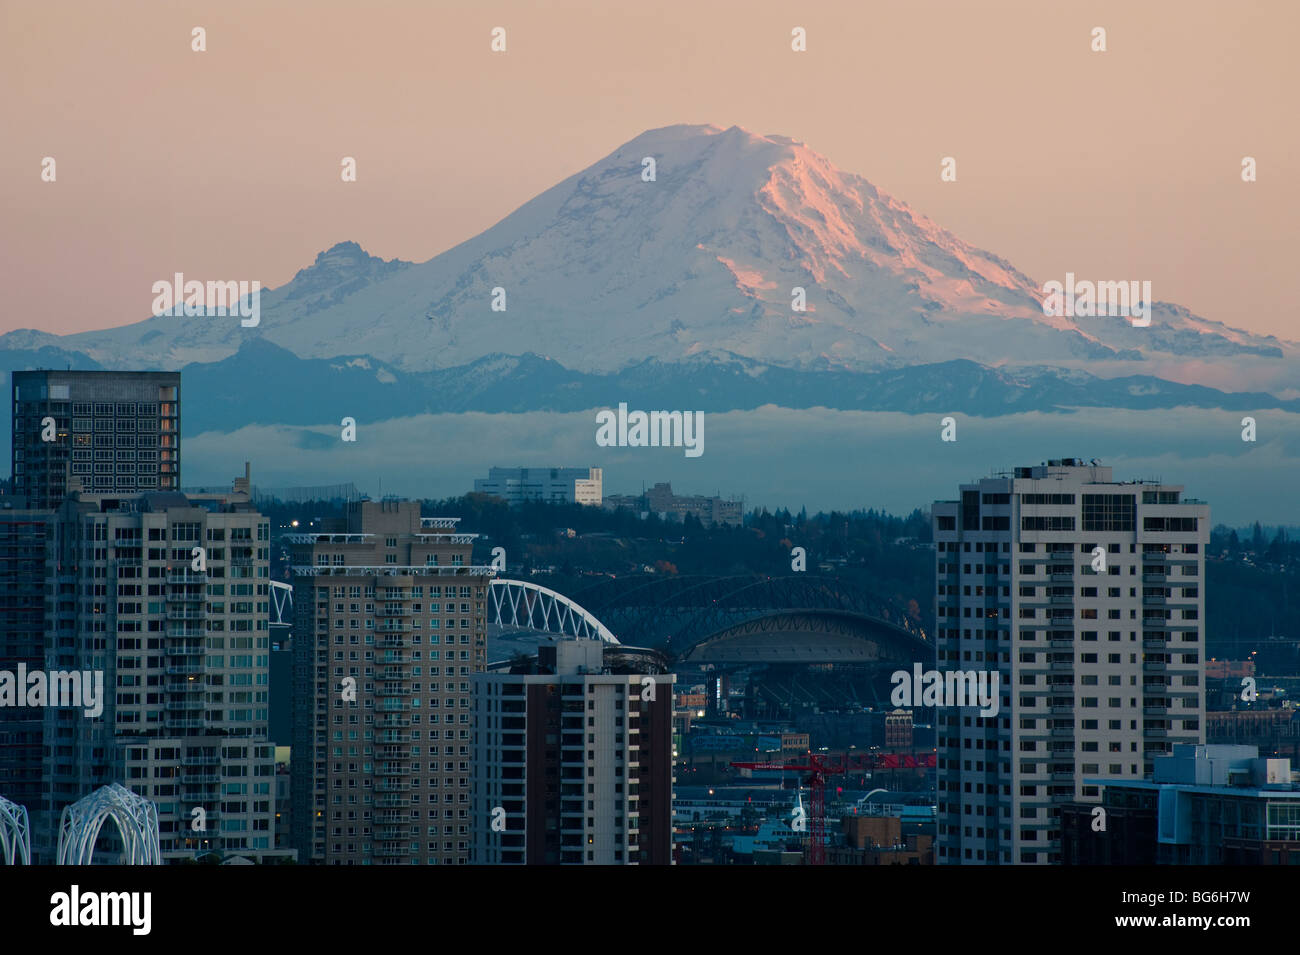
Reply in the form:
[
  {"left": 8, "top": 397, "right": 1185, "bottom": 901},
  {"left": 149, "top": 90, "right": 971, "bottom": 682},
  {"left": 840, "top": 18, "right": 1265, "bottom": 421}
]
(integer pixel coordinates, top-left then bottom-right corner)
[{"left": 1, "top": 124, "right": 1294, "bottom": 425}]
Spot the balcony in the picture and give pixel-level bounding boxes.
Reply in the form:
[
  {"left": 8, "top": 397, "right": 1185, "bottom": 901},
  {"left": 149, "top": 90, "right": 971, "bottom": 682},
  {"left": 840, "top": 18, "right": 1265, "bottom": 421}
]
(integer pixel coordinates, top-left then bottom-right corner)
[
  {"left": 168, "top": 571, "right": 208, "bottom": 584},
  {"left": 166, "top": 608, "right": 205, "bottom": 620},
  {"left": 374, "top": 782, "right": 410, "bottom": 793},
  {"left": 374, "top": 794, "right": 406, "bottom": 808}
]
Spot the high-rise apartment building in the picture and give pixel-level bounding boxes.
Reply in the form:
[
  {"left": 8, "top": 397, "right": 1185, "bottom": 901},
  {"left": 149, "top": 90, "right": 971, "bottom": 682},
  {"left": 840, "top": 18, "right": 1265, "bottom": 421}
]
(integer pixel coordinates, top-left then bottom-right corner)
[
  {"left": 931, "top": 459, "right": 1207, "bottom": 865},
  {"left": 470, "top": 639, "right": 676, "bottom": 865},
  {"left": 36, "top": 471, "right": 284, "bottom": 863},
  {"left": 0, "top": 507, "right": 53, "bottom": 815},
  {"left": 474, "top": 467, "right": 602, "bottom": 507},
  {"left": 288, "top": 501, "right": 491, "bottom": 865},
  {"left": 11, "top": 370, "right": 180, "bottom": 509}
]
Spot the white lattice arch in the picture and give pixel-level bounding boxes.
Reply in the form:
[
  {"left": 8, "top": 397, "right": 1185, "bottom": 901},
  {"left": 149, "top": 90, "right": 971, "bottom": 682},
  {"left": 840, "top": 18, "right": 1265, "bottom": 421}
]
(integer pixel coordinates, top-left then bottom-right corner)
[
  {"left": 270, "top": 580, "right": 293, "bottom": 627},
  {"left": 0, "top": 795, "right": 30, "bottom": 865},
  {"left": 57, "top": 783, "right": 162, "bottom": 866},
  {"left": 489, "top": 579, "right": 620, "bottom": 645}
]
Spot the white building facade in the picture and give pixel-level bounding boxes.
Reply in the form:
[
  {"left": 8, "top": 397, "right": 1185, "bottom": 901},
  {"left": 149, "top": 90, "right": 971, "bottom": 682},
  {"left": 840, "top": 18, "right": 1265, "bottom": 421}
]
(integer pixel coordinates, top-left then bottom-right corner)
[
  {"left": 474, "top": 467, "right": 602, "bottom": 507},
  {"left": 932, "top": 459, "right": 1207, "bottom": 865}
]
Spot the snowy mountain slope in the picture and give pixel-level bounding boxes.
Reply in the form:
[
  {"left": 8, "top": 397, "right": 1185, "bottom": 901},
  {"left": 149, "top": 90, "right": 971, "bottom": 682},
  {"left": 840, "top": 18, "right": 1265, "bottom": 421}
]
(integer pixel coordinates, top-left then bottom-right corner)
[{"left": 3, "top": 124, "right": 1292, "bottom": 390}]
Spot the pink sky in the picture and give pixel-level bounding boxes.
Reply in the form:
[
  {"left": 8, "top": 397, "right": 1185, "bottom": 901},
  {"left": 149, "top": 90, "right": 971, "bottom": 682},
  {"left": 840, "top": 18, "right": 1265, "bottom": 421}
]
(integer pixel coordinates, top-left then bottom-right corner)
[{"left": 2, "top": 0, "right": 1296, "bottom": 340}]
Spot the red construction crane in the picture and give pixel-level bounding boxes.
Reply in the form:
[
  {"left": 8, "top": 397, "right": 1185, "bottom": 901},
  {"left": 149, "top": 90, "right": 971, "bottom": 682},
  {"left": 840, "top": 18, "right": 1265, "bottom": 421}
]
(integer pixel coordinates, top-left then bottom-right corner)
[
  {"left": 729, "top": 754, "right": 843, "bottom": 864},
  {"left": 729, "top": 751, "right": 937, "bottom": 864}
]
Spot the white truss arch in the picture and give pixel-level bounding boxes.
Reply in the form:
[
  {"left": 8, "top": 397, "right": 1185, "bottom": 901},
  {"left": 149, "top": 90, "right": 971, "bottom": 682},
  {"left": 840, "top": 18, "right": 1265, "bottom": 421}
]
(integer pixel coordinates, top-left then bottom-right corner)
[
  {"left": 0, "top": 795, "right": 30, "bottom": 865},
  {"left": 57, "top": 783, "right": 162, "bottom": 866},
  {"left": 489, "top": 579, "right": 620, "bottom": 645},
  {"left": 270, "top": 579, "right": 293, "bottom": 627}
]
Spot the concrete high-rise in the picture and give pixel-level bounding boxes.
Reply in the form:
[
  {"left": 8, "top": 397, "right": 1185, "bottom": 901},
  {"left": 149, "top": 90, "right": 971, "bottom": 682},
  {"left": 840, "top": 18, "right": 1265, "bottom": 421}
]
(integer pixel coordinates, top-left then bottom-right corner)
[
  {"left": 0, "top": 506, "right": 54, "bottom": 816},
  {"left": 931, "top": 459, "right": 1207, "bottom": 865},
  {"left": 470, "top": 639, "right": 676, "bottom": 865},
  {"left": 11, "top": 370, "right": 180, "bottom": 509},
  {"left": 287, "top": 501, "right": 491, "bottom": 865},
  {"left": 36, "top": 469, "right": 285, "bottom": 863}
]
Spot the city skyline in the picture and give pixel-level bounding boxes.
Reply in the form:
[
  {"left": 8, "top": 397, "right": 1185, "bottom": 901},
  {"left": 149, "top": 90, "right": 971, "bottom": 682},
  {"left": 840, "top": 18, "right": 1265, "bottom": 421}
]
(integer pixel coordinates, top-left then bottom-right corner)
[{"left": 2, "top": 1, "right": 1297, "bottom": 919}]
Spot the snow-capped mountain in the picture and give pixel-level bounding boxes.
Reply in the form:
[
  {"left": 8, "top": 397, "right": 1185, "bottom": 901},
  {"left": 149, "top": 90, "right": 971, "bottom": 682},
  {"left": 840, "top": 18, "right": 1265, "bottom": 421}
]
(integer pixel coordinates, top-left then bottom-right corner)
[{"left": 2, "top": 124, "right": 1294, "bottom": 402}]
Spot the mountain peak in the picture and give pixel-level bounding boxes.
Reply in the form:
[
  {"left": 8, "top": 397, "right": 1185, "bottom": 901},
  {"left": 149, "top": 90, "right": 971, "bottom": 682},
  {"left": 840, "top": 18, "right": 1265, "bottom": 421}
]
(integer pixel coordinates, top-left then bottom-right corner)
[
  {"left": 284, "top": 242, "right": 412, "bottom": 300},
  {"left": 309, "top": 240, "right": 409, "bottom": 270},
  {"left": 15, "top": 125, "right": 1292, "bottom": 391},
  {"left": 319, "top": 239, "right": 369, "bottom": 259}
]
